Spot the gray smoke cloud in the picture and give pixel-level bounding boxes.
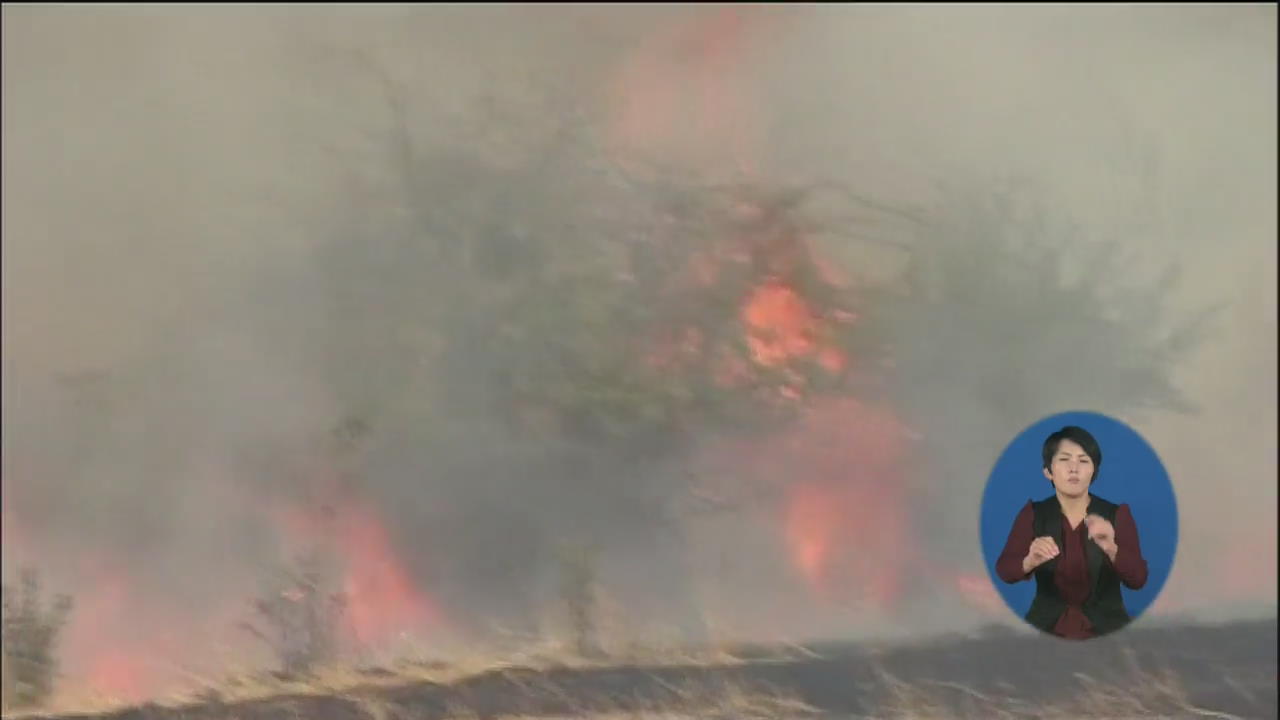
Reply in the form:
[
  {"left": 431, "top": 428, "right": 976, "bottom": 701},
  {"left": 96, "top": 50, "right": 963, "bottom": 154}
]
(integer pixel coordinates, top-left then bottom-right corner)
[{"left": 2, "top": 3, "right": 1274, "bottom": 700}]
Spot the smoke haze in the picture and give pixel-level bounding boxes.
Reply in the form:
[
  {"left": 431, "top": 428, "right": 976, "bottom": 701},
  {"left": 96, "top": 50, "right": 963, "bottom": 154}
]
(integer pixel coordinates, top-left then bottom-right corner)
[{"left": 3, "top": 3, "right": 1275, "bottom": 702}]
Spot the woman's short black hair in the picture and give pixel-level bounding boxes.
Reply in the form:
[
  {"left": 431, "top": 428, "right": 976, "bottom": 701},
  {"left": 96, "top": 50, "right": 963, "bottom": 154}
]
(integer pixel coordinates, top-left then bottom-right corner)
[{"left": 1042, "top": 426, "right": 1103, "bottom": 478}]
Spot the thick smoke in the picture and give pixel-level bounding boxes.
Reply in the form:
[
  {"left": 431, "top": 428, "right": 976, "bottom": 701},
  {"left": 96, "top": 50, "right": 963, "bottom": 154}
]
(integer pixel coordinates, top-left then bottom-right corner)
[{"left": 2, "top": 4, "right": 1275, "bottom": 703}]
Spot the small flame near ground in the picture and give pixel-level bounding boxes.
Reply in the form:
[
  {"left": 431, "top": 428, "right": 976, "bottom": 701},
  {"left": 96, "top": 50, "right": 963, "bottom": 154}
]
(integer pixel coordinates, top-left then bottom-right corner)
[
  {"left": 1, "top": 498, "right": 190, "bottom": 703},
  {"left": 334, "top": 502, "right": 442, "bottom": 648},
  {"left": 775, "top": 401, "right": 915, "bottom": 610},
  {"left": 270, "top": 483, "right": 444, "bottom": 655},
  {"left": 49, "top": 552, "right": 249, "bottom": 704},
  {"left": 0, "top": 466, "right": 445, "bottom": 704}
]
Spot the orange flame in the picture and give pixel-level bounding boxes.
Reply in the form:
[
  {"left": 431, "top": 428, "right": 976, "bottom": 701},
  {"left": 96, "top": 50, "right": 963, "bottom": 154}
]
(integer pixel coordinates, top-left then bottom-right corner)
[
  {"left": 783, "top": 480, "right": 909, "bottom": 611},
  {"left": 271, "top": 485, "right": 444, "bottom": 652},
  {"left": 52, "top": 555, "right": 226, "bottom": 703},
  {"left": 742, "top": 281, "right": 819, "bottom": 368},
  {"left": 716, "top": 398, "right": 916, "bottom": 611},
  {"left": 82, "top": 650, "right": 147, "bottom": 704},
  {"left": 334, "top": 502, "right": 442, "bottom": 647},
  {"left": 784, "top": 483, "right": 841, "bottom": 593}
]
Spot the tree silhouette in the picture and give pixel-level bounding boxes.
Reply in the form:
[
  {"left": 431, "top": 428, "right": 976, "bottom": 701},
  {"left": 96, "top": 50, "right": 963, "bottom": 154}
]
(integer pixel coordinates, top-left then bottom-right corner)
[{"left": 1, "top": 568, "right": 73, "bottom": 710}]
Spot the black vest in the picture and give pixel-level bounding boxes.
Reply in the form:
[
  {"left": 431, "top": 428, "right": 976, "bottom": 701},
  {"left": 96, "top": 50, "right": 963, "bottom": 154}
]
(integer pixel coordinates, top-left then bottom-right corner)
[{"left": 1024, "top": 494, "right": 1131, "bottom": 637}]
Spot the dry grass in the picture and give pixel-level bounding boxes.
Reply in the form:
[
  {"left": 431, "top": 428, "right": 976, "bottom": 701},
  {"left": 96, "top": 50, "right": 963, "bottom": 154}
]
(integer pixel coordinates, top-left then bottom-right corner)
[
  {"left": 435, "top": 675, "right": 821, "bottom": 720},
  {"left": 5, "top": 633, "right": 769, "bottom": 718},
  {"left": 512, "top": 680, "right": 822, "bottom": 720},
  {"left": 10, "top": 664, "right": 820, "bottom": 720},
  {"left": 873, "top": 647, "right": 1249, "bottom": 720},
  {"left": 4, "top": 628, "right": 1270, "bottom": 720},
  {"left": 11, "top": 660, "right": 1252, "bottom": 720}
]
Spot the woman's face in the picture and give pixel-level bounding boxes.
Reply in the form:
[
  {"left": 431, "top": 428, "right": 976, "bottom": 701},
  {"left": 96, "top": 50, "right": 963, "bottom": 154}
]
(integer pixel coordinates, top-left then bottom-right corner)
[{"left": 1043, "top": 438, "right": 1095, "bottom": 498}]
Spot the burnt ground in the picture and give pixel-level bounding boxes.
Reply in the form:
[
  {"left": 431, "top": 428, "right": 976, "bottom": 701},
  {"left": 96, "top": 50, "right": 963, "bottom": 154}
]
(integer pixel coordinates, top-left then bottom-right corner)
[{"left": 13, "top": 617, "right": 1277, "bottom": 719}]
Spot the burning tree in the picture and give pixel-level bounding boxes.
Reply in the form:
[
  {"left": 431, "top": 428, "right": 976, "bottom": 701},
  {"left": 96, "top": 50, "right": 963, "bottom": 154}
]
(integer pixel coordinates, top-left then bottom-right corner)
[
  {"left": 246, "top": 22, "right": 1210, "bottom": 642},
  {"left": 1, "top": 568, "right": 74, "bottom": 710},
  {"left": 258, "top": 42, "right": 879, "bottom": 642}
]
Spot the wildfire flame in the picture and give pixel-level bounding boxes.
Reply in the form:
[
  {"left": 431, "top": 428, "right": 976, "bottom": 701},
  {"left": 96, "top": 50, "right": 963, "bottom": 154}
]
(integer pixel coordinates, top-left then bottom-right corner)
[
  {"left": 608, "top": 6, "right": 918, "bottom": 611},
  {"left": 784, "top": 483, "right": 841, "bottom": 593},
  {"left": 782, "top": 480, "right": 910, "bottom": 611},
  {"left": 742, "top": 281, "right": 819, "bottom": 368},
  {"left": 0, "top": 463, "right": 447, "bottom": 705},
  {"left": 710, "top": 396, "right": 917, "bottom": 612},
  {"left": 271, "top": 482, "right": 443, "bottom": 654},
  {"left": 333, "top": 502, "right": 442, "bottom": 647},
  {"left": 50, "top": 553, "right": 241, "bottom": 704}
]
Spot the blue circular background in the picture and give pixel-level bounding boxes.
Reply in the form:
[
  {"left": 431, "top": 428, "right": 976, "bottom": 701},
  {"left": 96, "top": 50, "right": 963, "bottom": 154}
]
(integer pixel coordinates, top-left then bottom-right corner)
[{"left": 979, "top": 411, "right": 1178, "bottom": 626}]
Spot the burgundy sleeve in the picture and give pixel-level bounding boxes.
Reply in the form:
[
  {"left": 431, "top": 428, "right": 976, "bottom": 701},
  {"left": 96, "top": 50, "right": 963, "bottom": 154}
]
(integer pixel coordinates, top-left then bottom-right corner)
[
  {"left": 1110, "top": 504, "right": 1148, "bottom": 589},
  {"left": 995, "top": 501, "right": 1036, "bottom": 584}
]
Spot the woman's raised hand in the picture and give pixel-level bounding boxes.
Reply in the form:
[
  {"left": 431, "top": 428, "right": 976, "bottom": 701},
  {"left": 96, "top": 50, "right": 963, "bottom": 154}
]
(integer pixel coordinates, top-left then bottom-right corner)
[{"left": 1022, "top": 535, "right": 1060, "bottom": 574}]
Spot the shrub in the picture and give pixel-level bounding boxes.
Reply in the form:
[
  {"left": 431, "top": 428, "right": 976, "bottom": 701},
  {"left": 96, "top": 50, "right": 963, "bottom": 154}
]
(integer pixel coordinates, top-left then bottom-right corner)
[
  {"left": 241, "top": 553, "right": 347, "bottom": 677},
  {"left": 1, "top": 567, "right": 74, "bottom": 709}
]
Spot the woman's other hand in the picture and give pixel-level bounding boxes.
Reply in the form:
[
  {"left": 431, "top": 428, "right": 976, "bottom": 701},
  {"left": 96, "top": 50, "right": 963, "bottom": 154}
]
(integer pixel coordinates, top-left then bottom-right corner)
[{"left": 1084, "top": 514, "right": 1118, "bottom": 561}]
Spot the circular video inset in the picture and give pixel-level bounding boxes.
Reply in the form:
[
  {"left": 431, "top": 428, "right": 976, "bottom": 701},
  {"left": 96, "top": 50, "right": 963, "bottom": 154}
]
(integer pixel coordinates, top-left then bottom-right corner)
[{"left": 979, "top": 411, "right": 1178, "bottom": 640}]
